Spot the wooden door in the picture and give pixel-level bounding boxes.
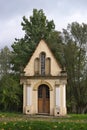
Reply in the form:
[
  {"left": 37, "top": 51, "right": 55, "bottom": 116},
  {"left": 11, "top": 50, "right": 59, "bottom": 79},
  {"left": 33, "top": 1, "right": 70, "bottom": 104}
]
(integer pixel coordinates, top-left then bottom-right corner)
[{"left": 38, "top": 85, "right": 50, "bottom": 114}]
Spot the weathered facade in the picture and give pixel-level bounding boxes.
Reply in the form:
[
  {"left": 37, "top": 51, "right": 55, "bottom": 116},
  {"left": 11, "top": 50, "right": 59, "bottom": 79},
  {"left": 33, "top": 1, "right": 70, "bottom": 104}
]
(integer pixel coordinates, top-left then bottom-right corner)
[{"left": 20, "top": 40, "right": 67, "bottom": 116}]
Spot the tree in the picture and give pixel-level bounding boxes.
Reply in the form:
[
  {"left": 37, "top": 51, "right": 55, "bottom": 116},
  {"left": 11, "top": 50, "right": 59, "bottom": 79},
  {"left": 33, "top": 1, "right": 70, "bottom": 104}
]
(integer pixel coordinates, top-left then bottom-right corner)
[
  {"left": 0, "top": 46, "right": 22, "bottom": 112},
  {"left": 0, "top": 74, "right": 22, "bottom": 112},
  {"left": 62, "top": 22, "right": 87, "bottom": 113},
  {"left": 0, "top": 46, "right": 12, "bottom": 77},
  {"left": 11, "top": 9, "right": 62, "bottom": 71}
]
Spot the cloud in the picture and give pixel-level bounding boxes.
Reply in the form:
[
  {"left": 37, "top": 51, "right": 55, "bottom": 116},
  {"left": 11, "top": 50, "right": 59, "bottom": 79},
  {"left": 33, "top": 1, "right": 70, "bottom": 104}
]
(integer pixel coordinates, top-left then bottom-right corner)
[
  {"left": 0, "top": 15, "right": 24, "bottom": 49},
  {"left": 0, "top": 0, "right": 87, "bottom": 48}
]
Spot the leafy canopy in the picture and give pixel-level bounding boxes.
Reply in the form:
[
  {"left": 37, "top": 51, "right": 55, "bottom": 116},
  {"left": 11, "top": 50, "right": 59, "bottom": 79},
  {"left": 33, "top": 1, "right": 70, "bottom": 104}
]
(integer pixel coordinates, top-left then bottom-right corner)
[
  {"left": 63, "top": 22, "right": 87, "bottom": 113},
  {"left": 12, "top": 9, "right": 62, "bottom": 71}
]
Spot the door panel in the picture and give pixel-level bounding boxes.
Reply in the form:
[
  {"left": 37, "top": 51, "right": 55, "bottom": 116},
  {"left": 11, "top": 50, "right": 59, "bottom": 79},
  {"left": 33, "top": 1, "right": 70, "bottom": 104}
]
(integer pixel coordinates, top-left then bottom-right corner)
[
  {"left": 38, "top": 98, "right": 43, "bottom": 113},
  {"left": 38, "top": 85, "right": 50, "bottom": 113}
]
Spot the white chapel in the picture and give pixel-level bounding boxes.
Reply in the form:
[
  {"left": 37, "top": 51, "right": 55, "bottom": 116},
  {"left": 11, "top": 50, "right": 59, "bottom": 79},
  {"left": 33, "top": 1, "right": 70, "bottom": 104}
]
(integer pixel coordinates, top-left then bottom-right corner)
[{"left": 20, "top": 40, "right": 67, "bottom": 116}]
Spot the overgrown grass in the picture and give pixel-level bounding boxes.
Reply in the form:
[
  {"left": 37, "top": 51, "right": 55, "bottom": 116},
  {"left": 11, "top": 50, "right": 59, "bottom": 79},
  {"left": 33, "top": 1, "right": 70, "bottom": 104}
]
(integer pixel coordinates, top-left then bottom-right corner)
[{"left": 0, "top": 113, "right": 87, "bottom": 130}]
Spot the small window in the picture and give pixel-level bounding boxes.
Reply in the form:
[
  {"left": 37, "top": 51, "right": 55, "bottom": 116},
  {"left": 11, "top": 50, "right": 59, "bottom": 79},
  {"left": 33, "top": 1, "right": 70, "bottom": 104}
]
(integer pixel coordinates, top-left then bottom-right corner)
[{"left": 40, "top": 52, "right": 46, "bottom": 76}]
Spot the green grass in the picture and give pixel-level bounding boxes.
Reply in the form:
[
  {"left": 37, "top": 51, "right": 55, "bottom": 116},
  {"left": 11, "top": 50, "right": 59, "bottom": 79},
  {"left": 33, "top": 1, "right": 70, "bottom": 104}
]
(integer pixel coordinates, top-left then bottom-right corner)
[{"left": 0, "top": 113, "right": 87, "bottom": 130}]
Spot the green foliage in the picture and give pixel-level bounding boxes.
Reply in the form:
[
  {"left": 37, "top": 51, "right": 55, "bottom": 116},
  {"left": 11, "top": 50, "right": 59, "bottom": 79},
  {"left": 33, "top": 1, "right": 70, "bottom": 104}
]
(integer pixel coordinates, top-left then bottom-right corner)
[
  {"left": 63, "top": 22, "right": 87, "bottom": 113},
  {"left": 0, "top": 46, "right": 12, "bottom": 77},
  {"left": 0, "top": 46, "right": 23, "bottom": 112},
  {"left": 21, "top": 9, "right": 55, "bottom": 42},
  {"left": 0, "top": 74, "right": 23, "bottom": 112}
]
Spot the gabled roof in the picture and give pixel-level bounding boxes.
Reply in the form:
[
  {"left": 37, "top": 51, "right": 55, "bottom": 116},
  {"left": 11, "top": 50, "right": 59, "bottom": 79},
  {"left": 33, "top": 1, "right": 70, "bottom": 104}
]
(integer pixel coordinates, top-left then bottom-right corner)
[
  {"left": 25, "top": 39, "right": 62, "bottom": 69},
  {"left": 24, "top": 39, "right": 63, "bottom": 76}
]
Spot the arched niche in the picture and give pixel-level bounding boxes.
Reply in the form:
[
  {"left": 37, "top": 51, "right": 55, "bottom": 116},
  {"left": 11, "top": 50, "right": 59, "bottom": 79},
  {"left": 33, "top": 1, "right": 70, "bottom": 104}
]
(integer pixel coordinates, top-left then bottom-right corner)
[{"left": 33, "top": 80, "right": 53, "bottom": 91}]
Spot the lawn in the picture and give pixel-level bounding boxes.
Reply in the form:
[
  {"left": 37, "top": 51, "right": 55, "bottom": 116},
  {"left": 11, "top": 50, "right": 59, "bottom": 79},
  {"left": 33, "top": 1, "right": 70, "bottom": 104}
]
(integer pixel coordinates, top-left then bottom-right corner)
[{"left": 0, "top": 113, "right": 87, "bottom": 130}]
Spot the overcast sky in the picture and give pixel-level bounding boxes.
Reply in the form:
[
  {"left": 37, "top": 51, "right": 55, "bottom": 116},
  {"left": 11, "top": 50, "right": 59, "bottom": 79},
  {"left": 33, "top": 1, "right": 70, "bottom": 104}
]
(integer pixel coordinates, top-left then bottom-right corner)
[{"left": 0, "top": 0, "right": 87, "bottom": 49}]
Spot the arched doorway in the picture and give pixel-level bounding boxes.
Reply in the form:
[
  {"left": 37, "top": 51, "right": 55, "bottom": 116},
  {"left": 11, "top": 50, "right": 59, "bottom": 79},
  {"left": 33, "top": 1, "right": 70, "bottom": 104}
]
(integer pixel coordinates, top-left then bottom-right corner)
[{"left": 38, "top": 84, "right": 50, "bottom": 114}]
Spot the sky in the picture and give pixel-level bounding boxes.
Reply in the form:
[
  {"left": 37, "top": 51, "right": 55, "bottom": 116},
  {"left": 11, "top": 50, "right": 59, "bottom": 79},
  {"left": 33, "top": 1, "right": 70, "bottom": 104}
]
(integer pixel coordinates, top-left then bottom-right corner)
[{"left": 0, "top": 0, "right": 87, "bottom": 49}]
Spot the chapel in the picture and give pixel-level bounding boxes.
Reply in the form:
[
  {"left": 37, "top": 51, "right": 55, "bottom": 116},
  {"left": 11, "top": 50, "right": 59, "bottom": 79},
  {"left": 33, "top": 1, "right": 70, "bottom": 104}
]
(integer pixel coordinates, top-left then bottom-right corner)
[{"left": 20, "top": 40, "right": 67, "bottom": 116}]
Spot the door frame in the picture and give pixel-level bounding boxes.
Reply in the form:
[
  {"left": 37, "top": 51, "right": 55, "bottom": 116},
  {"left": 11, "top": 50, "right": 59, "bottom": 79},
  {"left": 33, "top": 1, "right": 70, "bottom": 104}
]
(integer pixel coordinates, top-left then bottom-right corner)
[{"left": 38, "top": 84, "right": 50, "bottom": 114}]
